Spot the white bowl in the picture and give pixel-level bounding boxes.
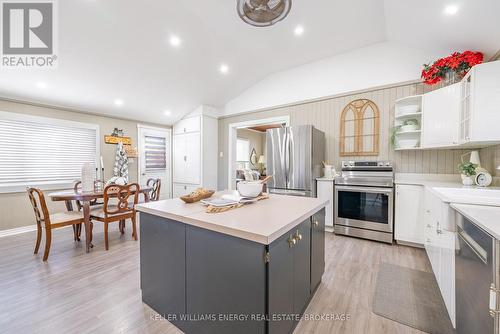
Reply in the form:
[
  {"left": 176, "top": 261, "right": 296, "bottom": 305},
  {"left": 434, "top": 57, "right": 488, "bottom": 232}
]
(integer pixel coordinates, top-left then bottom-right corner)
[
  {"left": 237, "top": 181, "right": 263, "bottom": 198},
  {"left": 397, "top": 138, "right": 420, "bottom": 148},
  {"left": 398, "top": 105, "right": 420, "bottom": 115},
  {"left": 400, "top": 124, "right": 419, "bottom": 132}
]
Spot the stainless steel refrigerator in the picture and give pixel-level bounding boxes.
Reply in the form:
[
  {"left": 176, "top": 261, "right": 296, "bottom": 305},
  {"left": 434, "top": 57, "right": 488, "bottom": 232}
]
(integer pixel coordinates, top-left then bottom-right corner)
[{"left": 266, "top": 125, "right": 324, "bottom": 197}]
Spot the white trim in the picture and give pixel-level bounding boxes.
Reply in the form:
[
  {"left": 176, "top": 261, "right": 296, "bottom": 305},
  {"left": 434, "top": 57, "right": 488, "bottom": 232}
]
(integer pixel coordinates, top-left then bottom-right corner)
[
  {"left": 227, "top": 115, "right": 290, "bottom": 190},
  {"left": 137, "top": 124, "right": 173, "bottom": 198},
  {"left": 0, "top": 224, "right": 38, "bottom": 238},
  {"left": 0, "top": 111, "right": 100, "bottom": 193}
]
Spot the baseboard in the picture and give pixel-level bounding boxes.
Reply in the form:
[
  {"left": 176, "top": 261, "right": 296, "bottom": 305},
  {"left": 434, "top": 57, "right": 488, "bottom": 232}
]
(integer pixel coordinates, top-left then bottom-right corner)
[{"left": 0, "top": 225, "right": 38, "bottom": 238}]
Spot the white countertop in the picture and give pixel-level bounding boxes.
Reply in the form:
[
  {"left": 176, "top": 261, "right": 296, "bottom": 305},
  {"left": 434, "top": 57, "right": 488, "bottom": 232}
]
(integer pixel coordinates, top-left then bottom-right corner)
[
  {"left": 451, "top": 203, "right": 500, "bottom": 240},
  {"left": 395, "top": 173, "right": 500, "bottom": 206},
  {"left": 136, "top": 192, "right": 328, "bottom": 245},
  {"left": 316, "top": 177, "right": 335, "bottom": 181}
]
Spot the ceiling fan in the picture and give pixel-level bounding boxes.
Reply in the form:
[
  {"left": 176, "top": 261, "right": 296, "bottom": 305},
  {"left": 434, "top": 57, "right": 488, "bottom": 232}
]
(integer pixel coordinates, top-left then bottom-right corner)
[{"left": 237, "top": 0, "right": 292, "bottom": 27}]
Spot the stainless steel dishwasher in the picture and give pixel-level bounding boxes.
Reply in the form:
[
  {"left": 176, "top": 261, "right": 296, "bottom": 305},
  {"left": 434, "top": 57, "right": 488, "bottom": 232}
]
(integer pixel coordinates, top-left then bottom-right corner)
[{"left": 455, "top": 212, "right": 500, "bottom": 334}]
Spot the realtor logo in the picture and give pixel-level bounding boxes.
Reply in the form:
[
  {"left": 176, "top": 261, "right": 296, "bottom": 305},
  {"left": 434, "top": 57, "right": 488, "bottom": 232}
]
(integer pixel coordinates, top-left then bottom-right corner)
[{"left": 1, "top": 0, "right": 57, "bottom": 68}]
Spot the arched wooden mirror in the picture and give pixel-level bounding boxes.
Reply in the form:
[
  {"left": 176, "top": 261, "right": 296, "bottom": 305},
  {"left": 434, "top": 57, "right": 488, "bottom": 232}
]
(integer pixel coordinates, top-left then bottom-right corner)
[{"left": 340, "top": 99, "right": 380, "bottom": 156}]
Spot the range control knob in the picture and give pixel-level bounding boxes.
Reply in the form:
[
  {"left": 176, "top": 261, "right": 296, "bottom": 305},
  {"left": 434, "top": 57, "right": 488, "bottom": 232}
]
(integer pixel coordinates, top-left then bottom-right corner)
[{"left": 385, "top": 162, "right": 391, "bottom": 167}]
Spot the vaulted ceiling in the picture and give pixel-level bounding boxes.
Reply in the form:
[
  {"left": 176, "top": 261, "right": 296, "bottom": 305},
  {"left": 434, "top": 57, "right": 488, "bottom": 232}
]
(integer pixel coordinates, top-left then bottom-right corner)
[{"left": 0, "top": 0, "right": 498, "bottom": 124}]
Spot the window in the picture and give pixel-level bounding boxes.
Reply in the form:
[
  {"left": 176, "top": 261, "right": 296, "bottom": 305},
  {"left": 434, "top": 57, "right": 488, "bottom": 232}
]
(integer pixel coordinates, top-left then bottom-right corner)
[
  {"left": 236, "top": 138, "right": 250, "bottom": 162},
  {"left": 0, "top": 111, "right": 99, "bottom": 193},
  {"left": 144, "top": 135, "right": 167, "bottom": 170}
]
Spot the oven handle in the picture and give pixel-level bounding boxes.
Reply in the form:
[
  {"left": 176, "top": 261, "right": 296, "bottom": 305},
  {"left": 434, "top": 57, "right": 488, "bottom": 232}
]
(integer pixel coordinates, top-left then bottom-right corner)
[{"left": 335, "top": 185, "right": 393, "bottom": 195}]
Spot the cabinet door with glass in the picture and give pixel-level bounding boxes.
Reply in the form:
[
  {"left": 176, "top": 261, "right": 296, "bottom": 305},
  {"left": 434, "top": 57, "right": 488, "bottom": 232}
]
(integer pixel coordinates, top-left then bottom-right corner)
[{"left": 459, "top": 73, "right": 472, "bottom": 144}]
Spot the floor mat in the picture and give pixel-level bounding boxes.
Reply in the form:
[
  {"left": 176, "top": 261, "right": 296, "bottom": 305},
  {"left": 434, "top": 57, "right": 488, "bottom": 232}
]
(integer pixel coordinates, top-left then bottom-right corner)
[{"left": 373, "top": 262, "right": 455, "bottom": 334}]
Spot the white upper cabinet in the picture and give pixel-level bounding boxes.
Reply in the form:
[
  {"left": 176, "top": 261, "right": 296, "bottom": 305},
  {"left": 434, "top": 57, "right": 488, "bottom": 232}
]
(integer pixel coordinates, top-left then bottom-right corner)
[
  {"left": 421, "top": 83, "right": 461, "bottom": 148},
  {"left": 173, "top": 116, "right": 201, "bottom": 135},
  {"left": 397, "top": 60, "right": 500, "bottom": 150},
  {"left": 459, "top": 60, "right": 500, "bottom": 145}
]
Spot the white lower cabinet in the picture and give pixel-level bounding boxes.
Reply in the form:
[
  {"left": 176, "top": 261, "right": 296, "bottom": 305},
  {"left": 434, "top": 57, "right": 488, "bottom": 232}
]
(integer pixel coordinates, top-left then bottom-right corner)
[
  {"left": 395, "top": 185, "right": 424, "bottom": 244},
  {"left": 423, "top": 189, "right": 456, "bottom": 328},
  {"left": 173, "top": 183, "right": 200, "bottom": 198},
  {"left": 316, "top": 179, "right": 334, "bottom": 228}
]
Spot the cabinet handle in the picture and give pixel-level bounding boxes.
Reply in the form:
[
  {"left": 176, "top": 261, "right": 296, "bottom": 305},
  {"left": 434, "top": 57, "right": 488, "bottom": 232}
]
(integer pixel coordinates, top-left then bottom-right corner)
[
  {"left": 184, "top": 186, "right": 187, "bottom": 190},
  {"left": 313, "top": 221, "right": 319, "bottom": 227},
  {"left": 427, "top": 224, "right": 432, "bottom": 228},
  {"left": 184, "top": 155, "right": 187, "bottom": 162},
  {"left": 426, "top": 238, "right": 431, "bottom": 243},
  {"left": 183, "top": 127, "right": 186, "bottom": 133},
  {"left": 294, "top": 230, "right": 302, "bottom": 242},
  {"left": 288, "top": 235, "right": 296, "bottom": 247},
  {"left": 436, "top": 221, "right": 443, "bottom": 234}
]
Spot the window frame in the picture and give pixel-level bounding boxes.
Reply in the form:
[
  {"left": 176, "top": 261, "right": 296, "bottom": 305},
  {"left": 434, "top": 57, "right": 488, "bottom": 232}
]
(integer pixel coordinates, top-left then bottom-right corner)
[{"left": 0, "top": 110, "right": 100, "bottom": 193}]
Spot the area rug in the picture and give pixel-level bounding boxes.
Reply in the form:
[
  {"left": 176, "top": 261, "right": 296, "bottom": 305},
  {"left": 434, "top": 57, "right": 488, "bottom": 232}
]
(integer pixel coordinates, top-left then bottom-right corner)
[{"left": 373, "top": 262, "right": 455, "bottom": 334}]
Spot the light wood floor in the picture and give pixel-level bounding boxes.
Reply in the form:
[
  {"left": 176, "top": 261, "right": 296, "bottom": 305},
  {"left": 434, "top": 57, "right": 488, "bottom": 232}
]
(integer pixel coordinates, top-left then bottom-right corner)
[{"left": 0, "top": 226, "right": 431, "bottom": 334}]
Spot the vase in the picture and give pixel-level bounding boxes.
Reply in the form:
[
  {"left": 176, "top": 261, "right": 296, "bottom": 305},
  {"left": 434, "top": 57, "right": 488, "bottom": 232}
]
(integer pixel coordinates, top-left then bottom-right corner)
[
  {"left": 461, "top": 175, "right": 474, "bottom": 186},
  {"left": 81, "top": 162, "right": 95, "bottom": 192}
]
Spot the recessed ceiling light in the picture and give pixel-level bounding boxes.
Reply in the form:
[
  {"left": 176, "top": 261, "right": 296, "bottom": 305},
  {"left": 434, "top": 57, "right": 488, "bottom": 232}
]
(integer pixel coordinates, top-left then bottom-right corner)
[
  {"left": 169, "top": 35, "right": 181, "bottom": 47},
  {"left": 164, "top": 110, "right": 172, "bottom": 116},
  {"left": 444, "top": 4, "right": 459, "bottom": 15},
  {"left": 114, "top": 99, "right": 124, "bottom": 106},
  {"left": 219, "top": 64, "right": 229, "bottom": 74},
  {"left": 36, "top": 81, "right": 47, "bottom": 89},
  {"left": 294, "top": 25, "right": 304, "bottom": 36}
]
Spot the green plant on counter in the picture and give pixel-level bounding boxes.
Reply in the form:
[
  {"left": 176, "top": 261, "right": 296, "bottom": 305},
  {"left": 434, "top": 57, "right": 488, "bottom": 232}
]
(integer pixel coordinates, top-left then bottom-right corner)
[{"left": 458, "top": 162, "right": 477, "bottom": 177}]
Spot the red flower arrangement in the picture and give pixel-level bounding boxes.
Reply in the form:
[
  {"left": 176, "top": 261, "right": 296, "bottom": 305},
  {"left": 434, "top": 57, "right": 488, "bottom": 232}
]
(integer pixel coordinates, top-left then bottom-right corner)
[{"left": 421, "top": 51, "right": 483, "bottom": 85}]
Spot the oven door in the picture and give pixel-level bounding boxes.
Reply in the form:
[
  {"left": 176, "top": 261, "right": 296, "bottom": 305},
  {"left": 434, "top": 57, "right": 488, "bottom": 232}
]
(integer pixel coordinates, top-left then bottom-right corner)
[{"left": 335, "top": 185, "right": 393, "bottom": 233}]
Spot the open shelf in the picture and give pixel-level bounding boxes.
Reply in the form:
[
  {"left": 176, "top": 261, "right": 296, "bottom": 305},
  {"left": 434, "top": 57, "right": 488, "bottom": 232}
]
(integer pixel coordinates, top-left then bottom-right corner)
[
  {"left": 395, "top": 112, "right": 422, "bottom": 119},
  {"left": 394, "top": 146, "right": 421, "bottom": 151},
  {"left": 396, "top": 130, "right": 421, "bottom": 135}
]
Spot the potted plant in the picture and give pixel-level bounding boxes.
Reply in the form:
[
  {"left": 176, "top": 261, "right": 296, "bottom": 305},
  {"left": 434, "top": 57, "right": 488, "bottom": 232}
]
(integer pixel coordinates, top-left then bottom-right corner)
[
  {"left": 421, "top": 51, "right": 483, "bottom": 86},
  {"left": 458, "top": 162, "right": 477, "bottom": 186}
]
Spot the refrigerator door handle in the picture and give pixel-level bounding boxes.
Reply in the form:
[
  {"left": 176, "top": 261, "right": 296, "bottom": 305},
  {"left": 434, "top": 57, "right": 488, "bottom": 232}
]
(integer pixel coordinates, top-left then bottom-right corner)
[
  {"left": 284, "top": 129, "right": 290, "bottom": 186},
  {"left": 489, "top": 283, "right": 499, "bottom": 317}
]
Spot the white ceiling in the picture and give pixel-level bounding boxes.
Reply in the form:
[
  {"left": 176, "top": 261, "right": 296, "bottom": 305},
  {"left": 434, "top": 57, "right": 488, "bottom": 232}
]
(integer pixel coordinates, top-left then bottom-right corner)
[{"left": 0, "top": 0, "right": 498, "bottom": 125}]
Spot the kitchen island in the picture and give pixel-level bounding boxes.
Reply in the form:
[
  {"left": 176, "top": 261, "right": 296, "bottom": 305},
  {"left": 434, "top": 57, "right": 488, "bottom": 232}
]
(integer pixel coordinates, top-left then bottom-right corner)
[{"left": 136, "top": 193, "right": 327, "bottom": 334}]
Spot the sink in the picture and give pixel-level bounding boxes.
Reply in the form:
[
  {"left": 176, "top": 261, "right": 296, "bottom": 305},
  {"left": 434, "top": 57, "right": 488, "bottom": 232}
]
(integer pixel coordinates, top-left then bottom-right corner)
[{"left": 431, "top": 187, "right": 500, "bottom": 206}]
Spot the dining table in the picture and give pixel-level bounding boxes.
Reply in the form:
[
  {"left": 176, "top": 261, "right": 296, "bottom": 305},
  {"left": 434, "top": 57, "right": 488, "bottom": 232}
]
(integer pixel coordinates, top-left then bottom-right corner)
[{"left": 48, "top": 185, "right": 153, "bottom": 252}]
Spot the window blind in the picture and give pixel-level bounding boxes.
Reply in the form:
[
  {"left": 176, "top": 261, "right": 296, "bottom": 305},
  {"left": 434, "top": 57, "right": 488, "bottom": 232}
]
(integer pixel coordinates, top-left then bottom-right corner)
[
  {"left": 144, "top": 135, "right": 166, "bottom": 170},
  {"left": 0, "top": 114, "right": 98, "bottom": 192},
  {"left": 236, "top": 138, "right": 250, "bottom": 162}
]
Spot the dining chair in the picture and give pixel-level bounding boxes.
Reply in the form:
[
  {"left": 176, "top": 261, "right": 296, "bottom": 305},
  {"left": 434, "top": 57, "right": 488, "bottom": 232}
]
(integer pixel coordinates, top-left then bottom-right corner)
[
  {"left": 90, "top": 183, "right": 140, "bottom": 250},
  {"left": 73, "top": 180, "right": 105, "bottom": 210},
  {"left": 27, "top": 188, "right": 85, "bottom": 261},
  {"left": 72, "top": 180, "right": 105, "bottom": 240},
  {"left": 146, "top": 178, "right": 161, "bottom": 201}
]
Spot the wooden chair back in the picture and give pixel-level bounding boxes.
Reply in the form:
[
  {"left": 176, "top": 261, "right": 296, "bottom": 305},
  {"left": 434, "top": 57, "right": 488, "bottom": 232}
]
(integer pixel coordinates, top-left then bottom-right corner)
[
  {"left": 146, "top": 178, "right": 161, "bottom": 201},
  {"left": 27, "top": 188, "right": 50, "bottom": 228},
  {"left": 103, "top": 183, "right": 140, "bottom": 217},
  {"left": 74, "top": 180, "right": 105, "bottom": 210}
]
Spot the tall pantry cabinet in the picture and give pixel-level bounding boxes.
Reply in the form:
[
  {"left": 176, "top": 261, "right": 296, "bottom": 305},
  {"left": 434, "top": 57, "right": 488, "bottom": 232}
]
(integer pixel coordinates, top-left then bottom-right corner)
[{"left": 172, "top": 114, "right": 218, "bottom": 197}]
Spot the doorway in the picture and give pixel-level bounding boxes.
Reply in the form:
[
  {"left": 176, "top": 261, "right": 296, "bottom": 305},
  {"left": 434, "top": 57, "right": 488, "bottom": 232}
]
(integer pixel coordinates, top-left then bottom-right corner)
[
  {"left": 227, "top": 116, "right": 290, "bottom": 190},
  {"left": 137, "top": 125, "right": 172, "bottom": 199}
]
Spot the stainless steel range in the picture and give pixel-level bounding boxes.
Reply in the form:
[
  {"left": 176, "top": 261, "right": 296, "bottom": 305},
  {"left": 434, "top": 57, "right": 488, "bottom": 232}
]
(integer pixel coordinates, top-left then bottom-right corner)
[{"left": 334, "top": 160, "right": 394, "bottom": 244}]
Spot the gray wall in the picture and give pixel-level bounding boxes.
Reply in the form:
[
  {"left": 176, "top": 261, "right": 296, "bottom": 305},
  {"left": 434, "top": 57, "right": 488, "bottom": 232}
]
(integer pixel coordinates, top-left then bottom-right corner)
[
  {"left": 218, "top": 82, "right": 486, "bottom": 190},
  {"left": 0, "top": 99, "right": 170, "bottom": 230}
]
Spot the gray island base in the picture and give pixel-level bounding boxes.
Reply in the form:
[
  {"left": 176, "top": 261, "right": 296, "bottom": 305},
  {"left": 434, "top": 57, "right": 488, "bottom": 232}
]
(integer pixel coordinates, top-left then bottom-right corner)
[{"left": 136, "top": 193, "right": 327, "bottom": 334}]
